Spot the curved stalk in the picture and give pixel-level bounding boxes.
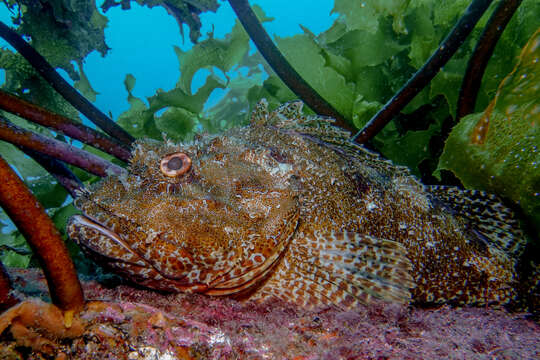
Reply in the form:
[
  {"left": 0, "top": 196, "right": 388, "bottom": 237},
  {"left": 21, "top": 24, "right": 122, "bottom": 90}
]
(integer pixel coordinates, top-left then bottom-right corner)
[
  {"left": 0, "top": 155, "right": 84, "bottom": 312},
  {"left": 20, "top": 147, "right": 83, "bottom": 197},
  {"left": 0, "top": 261, "right": 18, "bottom": 313},
  {"left": 352, "top": 0, "right": 494, "bottom": 144},
  {"left": 228, "top": 0, "right": 353, "bottom": 132},
  {"left": 0, "top": 90, "right": 132, "bottom": 162},
  {"left": 0, "top": 21, "right": 134, "bottom": 146},
  {"left": 0, "top": 117, "right": 124, "bottom": 178},
  {"left": 456, "top": 0, "right": 523, "bottom": 120}
]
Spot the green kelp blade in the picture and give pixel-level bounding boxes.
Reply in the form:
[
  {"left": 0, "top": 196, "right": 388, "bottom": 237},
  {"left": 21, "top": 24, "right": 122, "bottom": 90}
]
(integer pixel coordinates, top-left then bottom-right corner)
[{"left": 438, "top": 28, "right": 540, "bottom": 235}]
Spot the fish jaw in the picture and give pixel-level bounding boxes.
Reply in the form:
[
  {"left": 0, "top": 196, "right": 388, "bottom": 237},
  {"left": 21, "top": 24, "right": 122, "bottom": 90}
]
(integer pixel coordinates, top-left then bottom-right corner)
[
  {"left": 67, "top": 214, "right": 210, "bottom": 293},
  {"left": 68, "top": 201, "right": 299, "bottom": 295}
]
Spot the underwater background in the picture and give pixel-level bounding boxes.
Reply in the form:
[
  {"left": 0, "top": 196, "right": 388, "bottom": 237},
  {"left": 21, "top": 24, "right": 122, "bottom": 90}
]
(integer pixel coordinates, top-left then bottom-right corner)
[{"left": 0, "top": 1, "right": 539, "bottom": 358}]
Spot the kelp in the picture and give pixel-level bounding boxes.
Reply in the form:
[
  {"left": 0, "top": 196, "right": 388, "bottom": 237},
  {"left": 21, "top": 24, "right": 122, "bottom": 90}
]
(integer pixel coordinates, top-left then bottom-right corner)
[
  {"left": 0, "top": 0, "right": 107, "bottom": 115},
  {"left": 116, "top": 4, "right": 272, "bottom": 139},
  {"left": 101, "top": 0, "right": 219, "bottom": 44},
  {"left": 117, "top": 72, "right": 226, "bottom": 140},
  {"left": 438, "top": 28, "right": 540, "bottom": 235},
  {"left": 249, "top": 0, "right": 539, "bottom": 176}
]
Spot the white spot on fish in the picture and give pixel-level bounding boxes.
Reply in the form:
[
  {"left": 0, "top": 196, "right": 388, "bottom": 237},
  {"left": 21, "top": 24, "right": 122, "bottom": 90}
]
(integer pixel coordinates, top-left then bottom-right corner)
[{"left": 366, "top": 202, "right": 378, "bottom": 211}]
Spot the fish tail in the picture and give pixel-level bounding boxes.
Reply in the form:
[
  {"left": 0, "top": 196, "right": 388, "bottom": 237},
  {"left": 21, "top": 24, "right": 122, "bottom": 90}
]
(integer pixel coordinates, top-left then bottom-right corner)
[{"left": 428, "top": 185, "right": 525, "bottom": 257}]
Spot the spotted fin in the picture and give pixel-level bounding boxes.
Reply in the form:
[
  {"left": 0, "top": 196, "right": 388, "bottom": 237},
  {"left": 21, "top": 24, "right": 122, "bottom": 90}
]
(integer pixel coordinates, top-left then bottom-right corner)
[
  {"left": 428, "top": 185, "right": 525, "bottom": 257},
  {"left": 251, "top": 100, "right": 409, "bottom": 178},
  {"left": 255, "top": 231, "right": 415, "bottom": 309}
]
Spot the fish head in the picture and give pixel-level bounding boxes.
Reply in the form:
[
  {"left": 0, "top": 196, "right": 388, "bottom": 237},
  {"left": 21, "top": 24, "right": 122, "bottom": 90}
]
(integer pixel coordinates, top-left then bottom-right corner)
[{"left": 68, "top": 133, "right": 299, "bottom": 294}]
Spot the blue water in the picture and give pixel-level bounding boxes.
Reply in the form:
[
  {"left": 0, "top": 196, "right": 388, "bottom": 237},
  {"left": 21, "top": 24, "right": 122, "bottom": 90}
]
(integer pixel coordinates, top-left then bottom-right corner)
[{"left": 0, "top": 1, "right": 336, "bottom": 121}]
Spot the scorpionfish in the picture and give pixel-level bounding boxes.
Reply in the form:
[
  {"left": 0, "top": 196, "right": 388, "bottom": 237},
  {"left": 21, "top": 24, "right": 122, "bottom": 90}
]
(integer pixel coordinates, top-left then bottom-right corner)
[{"left": 68, "top": 101, "right": 526, "bottom": 309}]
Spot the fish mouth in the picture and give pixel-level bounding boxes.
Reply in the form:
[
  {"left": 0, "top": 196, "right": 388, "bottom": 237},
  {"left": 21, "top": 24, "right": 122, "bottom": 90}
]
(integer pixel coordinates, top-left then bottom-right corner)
[
  {"left": 69, "top": 213, "right": 203, "bottom": 291},
  {"left": 70, "top": 213, "right": 143, "bottom": 262}
]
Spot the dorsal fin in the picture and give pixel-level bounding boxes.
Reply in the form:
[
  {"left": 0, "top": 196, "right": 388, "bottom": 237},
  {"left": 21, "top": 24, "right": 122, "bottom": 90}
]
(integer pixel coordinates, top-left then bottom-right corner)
[
  {"left": 250, "top": 99, "right": 270, "bottom": 126},
  {"left": 254, "top": 231, "right": 415, "bottom": 309},
  {"left": 427, "top": 185, "right": 525, "bottom": 257},
  {"left": 251, "top": 100, "right": 410, "bottom": 177}
]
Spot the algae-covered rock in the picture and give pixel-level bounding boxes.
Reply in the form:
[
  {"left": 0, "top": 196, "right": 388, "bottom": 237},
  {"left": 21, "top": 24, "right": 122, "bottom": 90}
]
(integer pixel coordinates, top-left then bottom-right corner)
[{"left": 438, "top": 29, "right": 540, "bottom": 235}]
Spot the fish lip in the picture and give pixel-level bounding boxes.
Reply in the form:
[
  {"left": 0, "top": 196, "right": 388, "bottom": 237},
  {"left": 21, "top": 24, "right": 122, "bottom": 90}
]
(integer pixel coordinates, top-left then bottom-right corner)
[
  {"left": 70, "top": 213, "right": 142, "bottom": 260},
  {"left": 79, "top": 211, "right": 111, "bottom": 231},
  {"left": 71, "top": 213, "right": 198, "bottom": 287}
]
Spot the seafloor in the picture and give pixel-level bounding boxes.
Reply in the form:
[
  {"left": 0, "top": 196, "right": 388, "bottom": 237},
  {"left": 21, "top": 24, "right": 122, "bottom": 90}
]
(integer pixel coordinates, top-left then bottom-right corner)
[{"left": 1, "top": 268, "right": 539, "bottom": 359}]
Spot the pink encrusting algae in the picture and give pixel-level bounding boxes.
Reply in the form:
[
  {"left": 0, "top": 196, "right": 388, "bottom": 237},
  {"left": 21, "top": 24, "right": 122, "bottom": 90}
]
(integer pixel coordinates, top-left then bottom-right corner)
[{"left": 1, "top": 268, "right": 539, "bottom": 359}]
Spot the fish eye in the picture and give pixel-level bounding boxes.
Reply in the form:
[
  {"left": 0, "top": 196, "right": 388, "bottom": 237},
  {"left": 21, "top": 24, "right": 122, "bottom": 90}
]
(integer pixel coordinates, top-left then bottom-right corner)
[{"left": 160, "top": 152, "right": 192, "bottom": 177}]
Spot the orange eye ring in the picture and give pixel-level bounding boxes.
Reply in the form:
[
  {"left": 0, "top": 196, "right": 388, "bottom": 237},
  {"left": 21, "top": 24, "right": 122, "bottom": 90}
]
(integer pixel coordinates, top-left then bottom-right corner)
[{"left": 160, "top": 152, "right": 192, "bottom": 177}]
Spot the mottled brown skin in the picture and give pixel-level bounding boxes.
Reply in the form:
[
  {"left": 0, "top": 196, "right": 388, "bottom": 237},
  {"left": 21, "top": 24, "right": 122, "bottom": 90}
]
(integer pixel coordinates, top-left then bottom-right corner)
[{"left": 68, "top": 101, "right": 524, "bottom": 309}]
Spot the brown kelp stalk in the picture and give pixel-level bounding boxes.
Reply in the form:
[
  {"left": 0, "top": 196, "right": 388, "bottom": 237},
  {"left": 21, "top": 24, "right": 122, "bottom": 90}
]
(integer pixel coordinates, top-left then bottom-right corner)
[
  {"left": 0, "top": 21, "right": 134, "bottom": 146},
  {"left": 228, "top": 0, "right": 354, "bottom": 132},
  {"left": 352, "top": 0, "right": 494, "bottom": 144},
  {"left": 456, "top": 0, "right": 523, "bottom": 120},
  {"left": 0, "top": 90, "right": 132, "bottom": 162},
  {"left": 0, "top": 261, "right": 18, "bottom": 312},
  {"left": 19, "top": 148, "right": 83, "bottom": 197},
  {"left": 0, "top": 155, "right": 84, "bottom": 312},
  {"left": 0, "top": 117, "right": 124, "bottom": 178}
]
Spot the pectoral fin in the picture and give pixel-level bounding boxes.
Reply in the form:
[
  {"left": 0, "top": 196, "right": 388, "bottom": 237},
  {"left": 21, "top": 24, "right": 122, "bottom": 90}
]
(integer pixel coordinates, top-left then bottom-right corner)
[{"left": 254, "top": 231, "right": 415, "bottom": 309}]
